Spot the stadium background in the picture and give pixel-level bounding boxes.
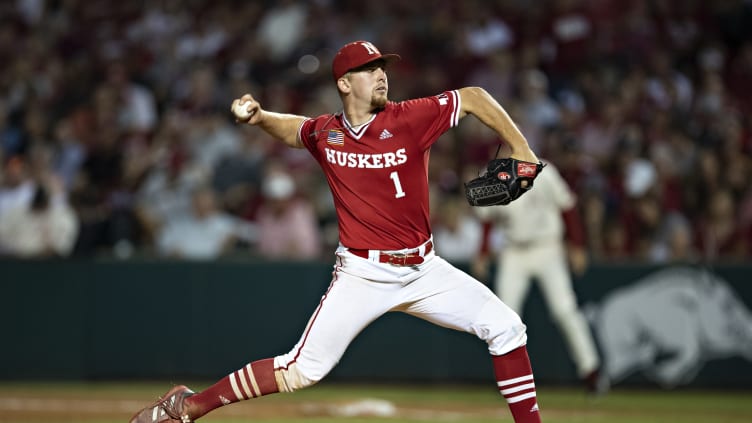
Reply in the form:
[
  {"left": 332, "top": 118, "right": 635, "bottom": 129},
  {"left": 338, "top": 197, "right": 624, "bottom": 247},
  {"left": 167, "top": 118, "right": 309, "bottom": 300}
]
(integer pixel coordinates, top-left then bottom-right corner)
[{"left": 0, "top": 1, "right": 751, "bottom": 422}]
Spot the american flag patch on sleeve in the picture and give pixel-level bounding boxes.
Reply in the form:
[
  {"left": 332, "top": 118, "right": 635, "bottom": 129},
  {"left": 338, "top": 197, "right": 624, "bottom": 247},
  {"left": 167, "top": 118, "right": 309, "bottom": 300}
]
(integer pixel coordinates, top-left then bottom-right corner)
[{"left": 327, "top": 130, "right": 344, "bottom": 146}]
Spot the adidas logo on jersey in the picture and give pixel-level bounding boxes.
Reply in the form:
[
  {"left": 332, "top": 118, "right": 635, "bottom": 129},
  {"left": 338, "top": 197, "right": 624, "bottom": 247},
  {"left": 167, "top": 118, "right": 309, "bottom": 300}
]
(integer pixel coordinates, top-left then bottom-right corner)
[
  {"left": 530, "top": 403, "right": 539, "bottom": 412},
  {"left": 379, "top": 129, "right": 393, "bottom": 140}
]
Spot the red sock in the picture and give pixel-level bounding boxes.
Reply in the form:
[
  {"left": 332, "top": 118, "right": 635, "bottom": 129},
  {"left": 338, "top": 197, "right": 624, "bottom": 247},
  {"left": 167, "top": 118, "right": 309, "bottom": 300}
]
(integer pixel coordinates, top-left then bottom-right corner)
[
  {"left": 185, "top": 358, "right": 279, "bottom": 419},
  {"left": 492, "top": 345, "right": 541, "bottom": 423}
]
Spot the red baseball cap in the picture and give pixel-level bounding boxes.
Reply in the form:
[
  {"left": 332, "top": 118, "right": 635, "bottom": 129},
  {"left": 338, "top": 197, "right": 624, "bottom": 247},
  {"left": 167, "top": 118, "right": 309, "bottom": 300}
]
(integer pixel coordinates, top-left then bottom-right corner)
[{"left": 332, "top": 41, "right": 400, "bottom": 81}]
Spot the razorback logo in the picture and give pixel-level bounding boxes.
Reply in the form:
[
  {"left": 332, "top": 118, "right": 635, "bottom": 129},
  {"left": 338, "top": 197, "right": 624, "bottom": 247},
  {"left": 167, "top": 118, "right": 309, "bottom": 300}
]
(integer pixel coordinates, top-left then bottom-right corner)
[
  {"left": 517, "top": 162, "right": 538, "bottom": 177},
  {"left": 497, "top": 172, "right": 511, "bottom": 180}
]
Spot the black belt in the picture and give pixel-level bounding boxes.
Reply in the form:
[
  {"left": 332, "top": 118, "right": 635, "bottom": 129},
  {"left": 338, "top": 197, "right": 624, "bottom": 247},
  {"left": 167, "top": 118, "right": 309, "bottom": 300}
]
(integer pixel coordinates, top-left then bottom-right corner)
[{"left": 348, "top": 241, "right": 433, "bottom": 266}]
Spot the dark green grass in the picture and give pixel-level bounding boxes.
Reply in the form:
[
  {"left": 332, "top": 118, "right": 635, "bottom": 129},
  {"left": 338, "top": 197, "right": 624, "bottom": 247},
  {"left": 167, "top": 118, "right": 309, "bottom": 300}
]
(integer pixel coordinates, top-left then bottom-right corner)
[{"left": 0, "top": 381, "right": 748, "bottom": 423}]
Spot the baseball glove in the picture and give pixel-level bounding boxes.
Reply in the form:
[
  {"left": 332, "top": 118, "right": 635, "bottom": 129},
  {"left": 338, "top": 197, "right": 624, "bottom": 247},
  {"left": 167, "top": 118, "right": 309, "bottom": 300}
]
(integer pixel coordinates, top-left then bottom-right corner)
[{"left": 464, "top": 158, "right": 545, "bottom": 206}]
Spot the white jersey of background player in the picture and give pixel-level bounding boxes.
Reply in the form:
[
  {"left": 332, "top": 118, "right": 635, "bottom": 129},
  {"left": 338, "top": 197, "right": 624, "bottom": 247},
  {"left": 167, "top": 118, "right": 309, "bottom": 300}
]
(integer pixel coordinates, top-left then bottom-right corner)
[
  {"left": 474, "top": 160, "right": 601, "bottom": 391},
  {"left": 131, "top": 41, "right": 544, "bottom": 423}
]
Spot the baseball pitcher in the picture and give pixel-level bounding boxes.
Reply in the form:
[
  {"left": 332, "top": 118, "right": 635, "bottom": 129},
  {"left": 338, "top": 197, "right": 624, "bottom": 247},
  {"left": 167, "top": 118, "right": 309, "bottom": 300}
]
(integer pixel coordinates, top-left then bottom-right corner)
[{"left": 131, "top": 41, "right": 544, "bottom": 423}]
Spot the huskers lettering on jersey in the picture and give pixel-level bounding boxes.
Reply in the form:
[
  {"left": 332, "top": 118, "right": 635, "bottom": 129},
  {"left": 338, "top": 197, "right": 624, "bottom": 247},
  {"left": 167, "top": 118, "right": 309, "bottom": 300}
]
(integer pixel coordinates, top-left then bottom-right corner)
[
  {"left": 299, "top": 90, "right": 461, "bottom": 250},
  {"left": 323, "top": 147, "right": 408, "bottom": 169}
]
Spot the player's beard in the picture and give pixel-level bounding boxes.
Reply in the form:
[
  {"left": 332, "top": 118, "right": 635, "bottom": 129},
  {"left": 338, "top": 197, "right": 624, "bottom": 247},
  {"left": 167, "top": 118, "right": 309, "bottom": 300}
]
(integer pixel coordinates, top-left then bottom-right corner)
[{"left": 371, "top": 92, "right": 388, "bottom": 108}]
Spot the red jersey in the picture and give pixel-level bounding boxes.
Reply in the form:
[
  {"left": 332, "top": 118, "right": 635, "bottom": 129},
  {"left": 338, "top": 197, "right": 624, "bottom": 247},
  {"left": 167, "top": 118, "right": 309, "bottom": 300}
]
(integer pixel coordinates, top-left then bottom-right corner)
[{"left": 299, "top": 90, "right": 461, "bottom": 250}]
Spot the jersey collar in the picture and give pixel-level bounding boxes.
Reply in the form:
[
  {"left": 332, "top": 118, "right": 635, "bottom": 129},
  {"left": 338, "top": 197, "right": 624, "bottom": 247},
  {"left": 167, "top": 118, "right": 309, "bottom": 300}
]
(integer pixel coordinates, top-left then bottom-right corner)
[{"left": 341, "top": 112, "right": 376, "bottom": 140}]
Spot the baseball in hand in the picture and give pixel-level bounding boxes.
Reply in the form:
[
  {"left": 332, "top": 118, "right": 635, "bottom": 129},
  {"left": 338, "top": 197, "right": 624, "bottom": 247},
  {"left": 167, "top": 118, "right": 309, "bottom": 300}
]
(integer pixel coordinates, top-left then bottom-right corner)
[{"left": 233, "top": 100, "right": 254, "bottom": 120}]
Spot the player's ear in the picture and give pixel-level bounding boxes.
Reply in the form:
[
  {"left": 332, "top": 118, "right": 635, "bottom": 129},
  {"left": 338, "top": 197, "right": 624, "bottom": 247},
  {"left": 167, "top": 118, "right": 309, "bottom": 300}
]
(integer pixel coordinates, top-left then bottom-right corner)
[{"left": 337, "top": 76, "right": 351, "bottom": 93}]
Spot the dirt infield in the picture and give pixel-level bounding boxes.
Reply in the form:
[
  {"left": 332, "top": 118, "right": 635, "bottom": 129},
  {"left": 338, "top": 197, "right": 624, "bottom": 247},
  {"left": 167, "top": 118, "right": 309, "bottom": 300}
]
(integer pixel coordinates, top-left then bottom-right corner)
[
  {"left": 0, "top": 393, "right": 512, "bottom": 422},
  {"left": 0, "top": 396, "right": 509, "bottom": 421},
  {"left": 0, "top": 382, "right": 749, "bottom": 423},
  {"left": 0, "top": 382, "right": 507, "bottom": 422}
]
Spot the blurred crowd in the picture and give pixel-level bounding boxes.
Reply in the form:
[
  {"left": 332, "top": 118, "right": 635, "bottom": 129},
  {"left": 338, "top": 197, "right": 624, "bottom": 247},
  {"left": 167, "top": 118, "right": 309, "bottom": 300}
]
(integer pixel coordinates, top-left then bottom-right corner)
[{"left": 0, "top": 0, "right": 750, "bottom": 263}]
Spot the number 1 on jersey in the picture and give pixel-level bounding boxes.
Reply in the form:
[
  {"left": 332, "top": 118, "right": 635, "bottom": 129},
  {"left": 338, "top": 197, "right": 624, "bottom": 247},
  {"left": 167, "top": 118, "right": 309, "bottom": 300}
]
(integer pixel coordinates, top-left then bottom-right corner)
[{"left": 390, "top": 171, "right": 406, "bottom": 198}]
